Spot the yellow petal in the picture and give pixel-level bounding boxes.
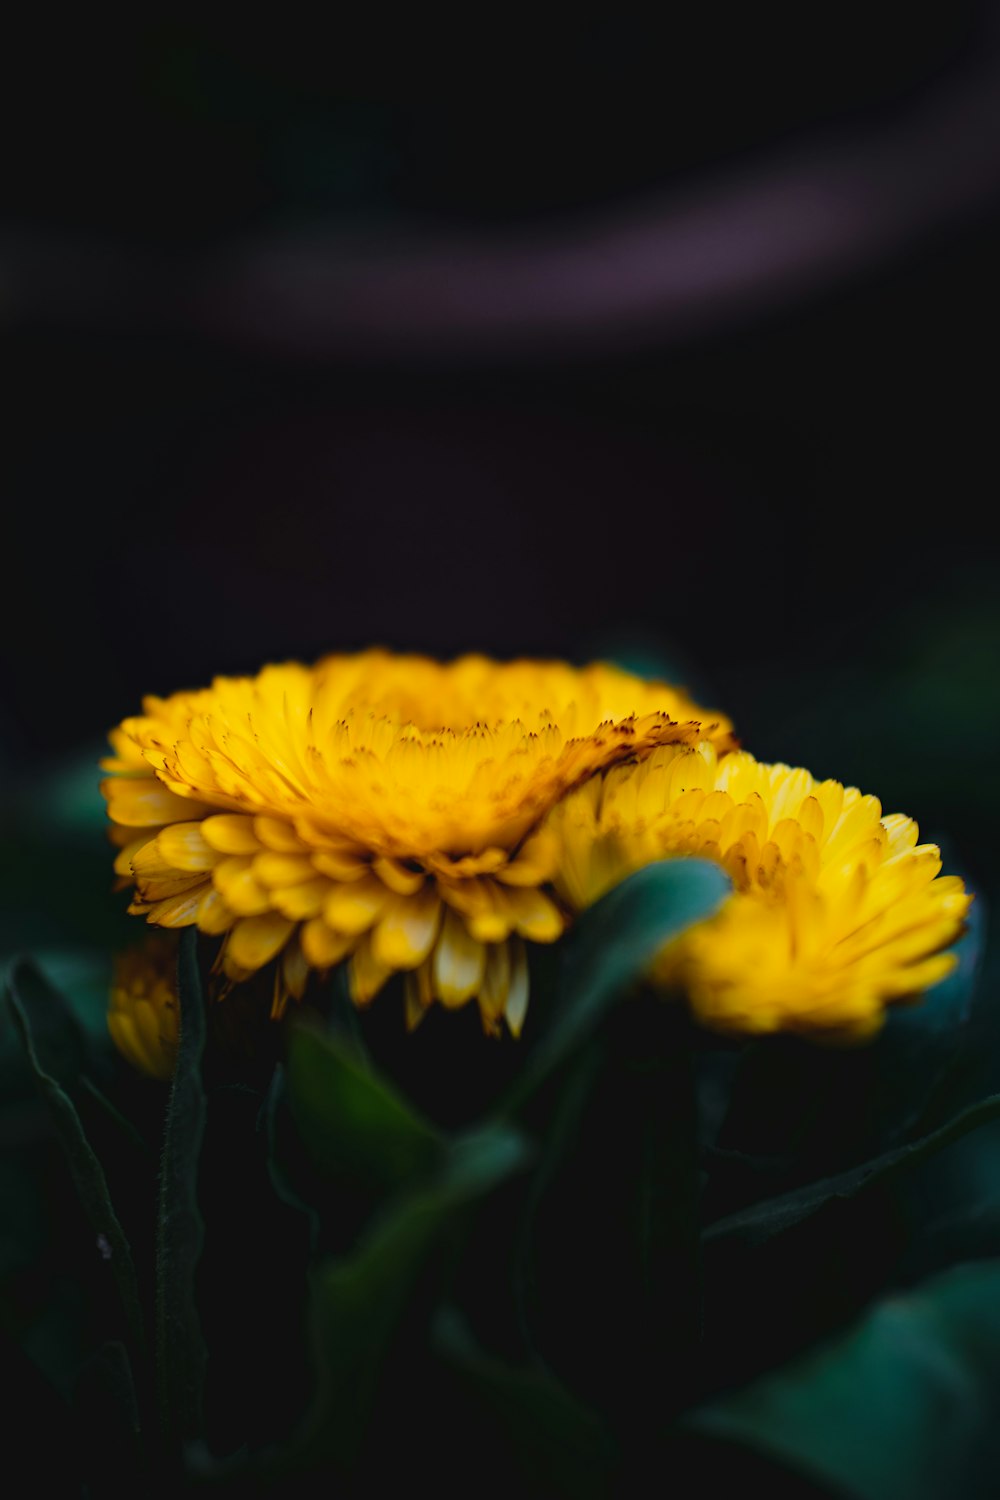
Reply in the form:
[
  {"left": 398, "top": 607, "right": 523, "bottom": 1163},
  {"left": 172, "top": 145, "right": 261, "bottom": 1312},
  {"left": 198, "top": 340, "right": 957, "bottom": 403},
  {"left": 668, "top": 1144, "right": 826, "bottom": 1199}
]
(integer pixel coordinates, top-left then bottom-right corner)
[
  {"left": 201, "top": 815, "right": 263, "bottom": 855},
  {"left": 432, "top": 910, "right": 486, "bottom": 1007},
  {"left": 196, "top": 886, "right": 237, "bottom": 935},
  {"left": 252, "top": 853, "right": 317, "bottom": 888},
  {"left": 501, "top": 886, "right": 564, "bottom": 943},
  {"left": 225, "top": 913, "right": 295, "bottom": 973},
  {"left": 478, "top": 940, "right": 511, "bottom": 1035},
  {"left": 282, "top": 938, "right": 311, "bottom": 1002},
  {"left": 504, "top": 937, "right": 530, "bottom": 1037},
  {"left": 324, "top": 876, "right": 392, "bottom": 935},
  {"left": 301, "top": 918, "right": 356, "bottom": 968},
  {"left": 254, "top": 816, "right": 309, "bottom": 853},
  {"left": 114, "top": 836, "right": 152, "bottom": 878},
  {"left": 371, "top": 891, "right": 442, "bottom": 970},
  {"left": 102, "top": 777, "right": 210, "bottom": 828},
  {"left": 348, "top": 938, "right": 393, "bottom": 1006},
  {"left": 136, "top": 870, "right": 207, "bottom": 903},
  {"left": 212, "top": 856, "right": 273, "bottom": 916},
  {"left": 440, "top": 879, "right": 514, "bottom": 942},
  {"left": 131, "top": 841, "right": 206, "bottom": 901},
  {"left": 404, "top": 977, "right": 428, "bottom": 1031},
  {"left": 404, "top": 962, "right": 435, "bottom": 1030},
  {"left": 373, "top": 857, "right": 426, "bottom": 895},
  {"left": 311, "top": 849, "right": 370, "bottom": 882},
  {"left": 271, "top": 878, "right": 332, "bottom": 920},
  {"left": 157, "top": 822, "right": 221, "bottom": 872},
  {"left": 496, "top": 827, "right": 560, "bottom": 886},
  {"left": 108, "top": 1012, "right": 160, "bottom": 1078},
  {"left": 144, "top": 889, "right": 204, "bottom": 928}
]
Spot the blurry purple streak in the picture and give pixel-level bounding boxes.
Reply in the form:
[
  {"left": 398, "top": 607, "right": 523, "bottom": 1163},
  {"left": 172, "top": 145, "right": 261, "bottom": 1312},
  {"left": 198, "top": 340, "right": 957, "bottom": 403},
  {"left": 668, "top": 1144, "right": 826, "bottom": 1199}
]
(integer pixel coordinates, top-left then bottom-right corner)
[
  {"left": 201, "top": 32, "right": 1000, "bottom": 362},
  {"left": 3, "top": 21, "right": 1000, "bottom": 364}
]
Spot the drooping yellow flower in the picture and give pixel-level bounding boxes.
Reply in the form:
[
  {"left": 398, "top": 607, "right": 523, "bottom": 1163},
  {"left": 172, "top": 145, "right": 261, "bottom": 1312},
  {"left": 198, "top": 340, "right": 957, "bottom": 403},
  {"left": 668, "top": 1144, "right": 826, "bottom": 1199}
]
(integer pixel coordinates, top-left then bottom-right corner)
[
  {"left": 108, "top": 933, "right": 180, "bottom": 1079},
  {"left": 549, "top": 741, "right": 971, "bottom": 1038},
  {"left": 101, "top": 652, "right": 732, "bottom": 1034}
]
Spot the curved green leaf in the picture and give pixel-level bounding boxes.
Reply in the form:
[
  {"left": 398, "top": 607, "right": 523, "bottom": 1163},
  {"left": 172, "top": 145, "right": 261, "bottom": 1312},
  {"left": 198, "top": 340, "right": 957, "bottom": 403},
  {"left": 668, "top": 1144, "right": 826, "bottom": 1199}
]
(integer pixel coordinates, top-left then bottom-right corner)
[
  {"left": 689, "top": 1258, "right": 1000, "bottom": 1499},
  {"left": 5, "top": 977, "right": 145, "bottom": 1359},
  {"left": 290, "top": 1125, "right": 530, "bottom": 1472},
  {"left": 287, "top": 1019, "right": 444, "bottom": 1192},
  {"left": 6, "top": 959, "right": 88, "bottom": 1087},
  {"left": 704, "top": 1089, "right": 1000, "bottom": 1249}
]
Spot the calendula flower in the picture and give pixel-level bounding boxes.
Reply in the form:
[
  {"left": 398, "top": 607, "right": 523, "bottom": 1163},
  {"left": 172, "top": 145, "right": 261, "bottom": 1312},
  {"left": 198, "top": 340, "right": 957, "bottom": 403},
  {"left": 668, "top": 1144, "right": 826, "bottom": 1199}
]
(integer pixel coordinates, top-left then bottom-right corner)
[
  {"left": 550, "top": 741, "right": 971, "bottom": 1038},
  {"left": 107, "top": 933, "right": 179, "bottom": 1079},
  {"left": 102, "top": 652, "right": 732, "bottom": 1034}
]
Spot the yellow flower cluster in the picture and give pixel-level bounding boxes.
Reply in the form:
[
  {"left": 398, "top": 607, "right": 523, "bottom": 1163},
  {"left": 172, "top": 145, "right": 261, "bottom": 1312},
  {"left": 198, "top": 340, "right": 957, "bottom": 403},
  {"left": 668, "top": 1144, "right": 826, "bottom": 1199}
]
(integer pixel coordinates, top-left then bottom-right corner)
[
  {"left": 550, "top": 741, "right": 971, "bottom": 1038},
  {"left": 107, "top": 934, "right": 180, "bottom": 1079},
  {"left": 101, "top": 648, "right": 969, "bottom": 1068},
  {"left": 102, "top": 652, "right": 730, "bottom": 1037}
]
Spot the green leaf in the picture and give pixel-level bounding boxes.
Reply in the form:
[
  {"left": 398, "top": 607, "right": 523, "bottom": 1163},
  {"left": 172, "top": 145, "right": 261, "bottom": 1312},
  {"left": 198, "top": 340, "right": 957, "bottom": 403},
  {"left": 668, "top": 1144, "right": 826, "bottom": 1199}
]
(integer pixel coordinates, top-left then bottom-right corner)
[
  {"left": 688, "top": 1258, "right": 1000, "bottom": 1499},
  {"left": 704, "top": 1089, "right": 1000, "bottom": 1250},
  {"left": 432, "top": 1303, "right": 618, "bottom": 1497},
  {"left": 508, "top": 859, "right": 730, "bottom": 1110},
  {"left": 295, "top": 1124, "right": 531, "bottom": 1470},
  {"left": 286, "top": 1018, "right": 444, "bottom": 1192},
  {"left": 6, "top": 968, "right": 145, "bottom": 1361},
  {"left": 5, "top": 959, "right": 88, "bottom": 1087},
  {"left": 24, "top": 948, "right": 118, "bottom": 1049},
  {"left": 155, "top": 927, "right": 207, "bottom": 1446}
]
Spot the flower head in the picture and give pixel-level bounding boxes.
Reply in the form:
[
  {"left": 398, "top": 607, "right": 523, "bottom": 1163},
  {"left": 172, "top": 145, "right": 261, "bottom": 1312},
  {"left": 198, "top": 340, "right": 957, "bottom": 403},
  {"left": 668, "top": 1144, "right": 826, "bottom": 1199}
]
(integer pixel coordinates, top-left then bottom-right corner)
[
  {"left": 108, "top": 933, "right": 180, "bottom": 1079},
  {"left": 102, "top": 651, "right": 732, "bottom": 1034},
  {"left": 550, "top": 741, "right": 971, "bottom": 1038}
]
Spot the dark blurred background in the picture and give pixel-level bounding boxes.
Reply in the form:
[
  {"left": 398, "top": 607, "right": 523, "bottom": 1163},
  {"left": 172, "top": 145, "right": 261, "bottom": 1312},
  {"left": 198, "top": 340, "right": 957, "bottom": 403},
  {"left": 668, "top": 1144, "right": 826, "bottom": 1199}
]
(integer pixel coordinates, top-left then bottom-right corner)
[{"left": 2, "top": 11, "right": 998, "bottom": 891}]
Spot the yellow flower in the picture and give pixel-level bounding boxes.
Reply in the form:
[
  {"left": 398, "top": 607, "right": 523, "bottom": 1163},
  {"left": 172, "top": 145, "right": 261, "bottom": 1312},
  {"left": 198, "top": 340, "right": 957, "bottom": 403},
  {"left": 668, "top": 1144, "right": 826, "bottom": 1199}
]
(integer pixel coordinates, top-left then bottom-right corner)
[
  {"left": 550, "top": 741, "right": 971, "bottom": 1038},
  {"left": 108, "top": 933, "right": 180, "bottom": 1079},
  {"left": 101, "top": 652, "right": 732, "bottom": 1035}
]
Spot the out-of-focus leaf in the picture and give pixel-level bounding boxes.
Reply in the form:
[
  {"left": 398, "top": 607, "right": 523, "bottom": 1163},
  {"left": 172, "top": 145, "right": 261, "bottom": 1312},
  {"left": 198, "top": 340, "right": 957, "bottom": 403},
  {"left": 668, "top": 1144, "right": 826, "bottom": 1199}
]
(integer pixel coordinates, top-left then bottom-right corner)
[
  {"left": 293, "top": 1125, "right": 530, "bottom": 1471},
  {"left": 5, "top": 959, "right": 88, "bottom": 1087},
  {"left": 688, "top": 1259, "right": 1000, "bottom": 1500},
  {"left": 894, "top": 1116, "right": 1000, "bottom": 1283},
  {"left": 704, "top": 1089, "right": 1000, "bottom": 1250},
  {"left": 26, "top": 949, "right": 116, "bottom": 1048},
  {"left": 156, "top": 927, "right": 207, "bottom": 1446},
  {"left": 287, "top": 1019, "right": 444, "bottom": 1192},
  {"left": 432, "top": 1303, "right": 618, "bottom": 1497},
  {"left": 6, "top": 974, "right": 145, "bottom": 1359},
  {"left": 508, "top": 859, "right": 730, "bottom": 1110}
]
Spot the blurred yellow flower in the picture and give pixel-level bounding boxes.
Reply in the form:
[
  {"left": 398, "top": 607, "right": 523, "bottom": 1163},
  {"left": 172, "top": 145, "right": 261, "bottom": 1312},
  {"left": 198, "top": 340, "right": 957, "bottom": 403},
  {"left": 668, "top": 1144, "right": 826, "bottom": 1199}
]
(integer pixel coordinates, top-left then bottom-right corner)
[
  {"left": 107, "top": 933, "right": 179, "bottom": 1079},
  {"left": 550, "top": 741, "right": 971, "bottom": 1038},
  {"left": 102, "top": 652, "right": 731, "bottom": 1034}
]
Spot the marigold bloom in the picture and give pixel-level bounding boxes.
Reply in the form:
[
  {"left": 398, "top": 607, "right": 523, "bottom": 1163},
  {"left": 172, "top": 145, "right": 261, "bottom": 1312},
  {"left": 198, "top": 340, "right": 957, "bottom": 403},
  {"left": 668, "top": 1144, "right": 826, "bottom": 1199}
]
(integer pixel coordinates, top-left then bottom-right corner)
[
  {"left": 550, "top": 741, "right": 971, "bottom": 1038},
  {"left": 108, "top": 934, "right": 179, "bottom": 1079},
  {"left": 101, "top": 652, "right": 732, "bottom": 1034}
]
